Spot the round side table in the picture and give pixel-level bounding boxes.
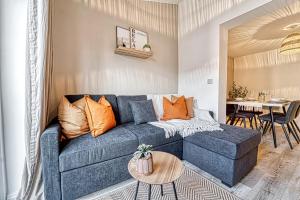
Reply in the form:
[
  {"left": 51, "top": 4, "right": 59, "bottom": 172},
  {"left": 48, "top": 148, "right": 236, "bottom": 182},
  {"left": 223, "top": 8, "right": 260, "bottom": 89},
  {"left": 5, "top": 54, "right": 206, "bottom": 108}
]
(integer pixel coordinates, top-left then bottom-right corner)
[{"left": 128, "top": 151, "right": 183, "bottom": 200}]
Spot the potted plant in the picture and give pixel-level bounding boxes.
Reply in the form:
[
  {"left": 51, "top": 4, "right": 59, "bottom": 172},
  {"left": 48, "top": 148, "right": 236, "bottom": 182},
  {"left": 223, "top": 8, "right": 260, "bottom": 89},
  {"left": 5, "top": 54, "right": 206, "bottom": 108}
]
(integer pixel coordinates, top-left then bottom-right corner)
[
  {"left": 134, "top": 144, "right": 153, "bottom": 175},
  {"left": 143, "top": 44, "right": 151, "bottom": 52},
  {"left": 228, "top": 81, "right": 248, "bottom": 100}
]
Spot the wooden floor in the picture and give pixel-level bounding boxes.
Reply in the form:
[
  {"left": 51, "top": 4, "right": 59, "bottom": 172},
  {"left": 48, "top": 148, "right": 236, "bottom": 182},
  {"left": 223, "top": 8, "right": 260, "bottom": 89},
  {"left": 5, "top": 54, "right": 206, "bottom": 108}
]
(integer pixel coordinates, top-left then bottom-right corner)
[
  {"left": 187, "top": 125, "right": 300, "bottom": 200},
  {"left": 80, "top": 125, "right": 300, "bottom": 200}
]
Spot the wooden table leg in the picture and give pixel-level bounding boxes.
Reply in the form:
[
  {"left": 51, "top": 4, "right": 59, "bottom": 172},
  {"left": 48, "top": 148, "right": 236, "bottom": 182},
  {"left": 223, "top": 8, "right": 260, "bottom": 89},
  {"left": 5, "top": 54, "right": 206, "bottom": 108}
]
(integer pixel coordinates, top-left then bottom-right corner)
[
  {"left": 148, "top": 184, "right": 151, "bottom": 200},
  {"left": 269, "top": 107, "right": 277, "bottom": 148},
  {"left": 230, "top": 104, "right": 238, "bottom": 125},
  {"left": 160, "top": 185, "right": 163, "bottom": 196},
  {"left": 172, "top": 182, "right": 178, "bottom": 200},
  {"left": 134, "top": 181, "right": 139, "bottom": 200}
]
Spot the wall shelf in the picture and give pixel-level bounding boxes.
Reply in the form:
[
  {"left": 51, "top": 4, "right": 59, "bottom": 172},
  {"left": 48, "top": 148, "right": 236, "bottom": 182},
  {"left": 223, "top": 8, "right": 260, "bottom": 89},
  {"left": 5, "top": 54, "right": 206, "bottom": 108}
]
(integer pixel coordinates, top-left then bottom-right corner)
[{"left": 115, "top": 47, "right": 153, "bottom": 59}]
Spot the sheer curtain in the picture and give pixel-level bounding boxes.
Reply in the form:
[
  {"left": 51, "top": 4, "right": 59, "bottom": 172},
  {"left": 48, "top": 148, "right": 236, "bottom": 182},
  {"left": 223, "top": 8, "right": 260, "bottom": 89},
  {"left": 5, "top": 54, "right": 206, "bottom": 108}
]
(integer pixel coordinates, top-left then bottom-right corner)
[
  {"left": 0, "top": 92, "right": 7, "bottom": 200},
  {"left": 17, "top": 0, "right": 54, "bottom": 199}
]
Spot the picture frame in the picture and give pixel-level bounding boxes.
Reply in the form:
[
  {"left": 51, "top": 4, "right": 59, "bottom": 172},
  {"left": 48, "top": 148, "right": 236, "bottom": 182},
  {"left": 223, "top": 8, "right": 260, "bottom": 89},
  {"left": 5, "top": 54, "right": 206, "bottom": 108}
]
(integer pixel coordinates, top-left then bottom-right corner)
[
  {"left": 130, "top": 27, "right": 149, "bottom": 50},
  {"left": 116, "top": 26, "right": 130, "bottom": 48}
]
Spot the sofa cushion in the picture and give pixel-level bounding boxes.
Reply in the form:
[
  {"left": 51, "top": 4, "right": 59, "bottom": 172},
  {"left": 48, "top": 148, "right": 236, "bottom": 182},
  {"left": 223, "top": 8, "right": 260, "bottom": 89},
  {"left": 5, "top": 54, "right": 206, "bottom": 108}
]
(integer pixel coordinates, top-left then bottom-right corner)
[
  {"left": 58, "top": 96, "right": 89, "bottom": 139},
  {"left": 123, "top": 123, "right": 182, "bottom": 147},
  {"left": 129, "top": 100, "right": 157, "bottom": 124},
  {"left": 117, "top": 95, "right": 147, "bottom": 124},
  {"left": 85, "top": 96, "right": 116, "bottom": 137},
  {"left": 184, "top": 124, "right": 261, "bottom": 160},
  {"left": 65, "top": 94, "right": 120, "bottom": 124},
  {"left": 59, "top": 126, "right": 138, "bottom": 172}
]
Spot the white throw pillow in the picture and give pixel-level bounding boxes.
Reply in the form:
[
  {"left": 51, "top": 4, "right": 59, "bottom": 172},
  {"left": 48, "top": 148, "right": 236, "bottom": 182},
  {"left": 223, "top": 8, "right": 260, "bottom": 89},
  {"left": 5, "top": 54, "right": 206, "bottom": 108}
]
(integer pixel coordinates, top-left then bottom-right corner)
[{"left": 194, "top": 108, "right": 215, "bottom": 122}]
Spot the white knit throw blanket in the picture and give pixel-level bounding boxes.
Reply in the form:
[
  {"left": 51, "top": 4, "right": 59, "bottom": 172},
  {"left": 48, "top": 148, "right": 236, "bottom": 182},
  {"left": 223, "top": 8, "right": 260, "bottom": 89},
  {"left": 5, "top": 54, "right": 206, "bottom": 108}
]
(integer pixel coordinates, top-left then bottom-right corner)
[{"left": 148, "top": 118, "right": 223, "bottom": 138}]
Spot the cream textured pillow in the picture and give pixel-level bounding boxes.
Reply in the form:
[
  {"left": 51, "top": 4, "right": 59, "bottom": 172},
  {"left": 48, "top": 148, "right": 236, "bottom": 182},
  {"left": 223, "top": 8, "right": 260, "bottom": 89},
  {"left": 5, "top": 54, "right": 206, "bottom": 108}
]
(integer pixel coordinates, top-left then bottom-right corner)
[{"left": 58, "top": 96, "right": 89, "bottom": 139}]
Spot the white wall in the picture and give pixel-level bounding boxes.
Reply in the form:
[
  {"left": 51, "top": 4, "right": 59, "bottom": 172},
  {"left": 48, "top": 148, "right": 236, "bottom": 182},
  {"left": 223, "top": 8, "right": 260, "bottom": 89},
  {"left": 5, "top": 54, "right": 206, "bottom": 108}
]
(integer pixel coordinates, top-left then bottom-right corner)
[
  {"left": 51, "top": 0, "right": 178, "bottom": 116},
  {"left": 227, "top": 57, "right": 234, "bottom": 97},
  {"left": 0, "top": 0, "right": 27, "bottom": 199},
  {"left": 177, "top": 0, "right": 294, "bottom": 122},
  {"left": 234, "top": 49, "right": 300, "bottom": 100}
]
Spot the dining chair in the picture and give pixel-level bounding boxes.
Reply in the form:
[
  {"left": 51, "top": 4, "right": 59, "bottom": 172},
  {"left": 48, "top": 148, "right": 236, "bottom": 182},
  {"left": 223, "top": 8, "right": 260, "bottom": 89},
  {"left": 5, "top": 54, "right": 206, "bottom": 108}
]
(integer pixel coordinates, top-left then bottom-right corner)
[
  {"left": 238, "top": 107, "right": 262, "bottom": 129},
  {"left": 289, "top": 105, "right": 300, "bottom": 142},
  {"left": 259, "top": 101, "right": 300, "bottom": 149},
  {"left": 226, "top": 104, "right": 255, "bottom": 129}
]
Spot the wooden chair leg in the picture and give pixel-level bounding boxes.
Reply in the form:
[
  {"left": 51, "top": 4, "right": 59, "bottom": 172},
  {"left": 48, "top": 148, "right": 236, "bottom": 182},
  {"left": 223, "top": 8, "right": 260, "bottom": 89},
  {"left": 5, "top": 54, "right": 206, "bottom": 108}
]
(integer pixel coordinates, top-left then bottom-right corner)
[
  {"left": 287, "top": 123, "right": 299, "bottom": 144},
  {"left": 254, "top": 116, "right": 258, "bottom": 129},
  {"left": 292, "top": 121, "right": 300, "bottom": 141},
  {"left": 234, "top": 118, "right": 241, "bottom": 126},
  {"left": 262, "top": 121, "right": 270, "bottom": 136},
  {"left": 282, "top": 125, "right": 293, "bottom": 149},
  {"left": 291, "top": 122, "right": 300, "bottom": 143},
  {"left": 226, "top": 117, "right": 231, "bottom": 124},
  {"left": 293, "top": 120, "right": 300, "bottom": 132},
  {"left": 240, "top": 118, "right": 244, "bottom": 126},
  {"left": 243, "top": 118, "right": 246, "bottom": 128},
  {"left": 258, "top": 120, "right": 265, "bottom": 133},
  {"left": 249, "top": 117, "right": 254, "bottom": 129}
]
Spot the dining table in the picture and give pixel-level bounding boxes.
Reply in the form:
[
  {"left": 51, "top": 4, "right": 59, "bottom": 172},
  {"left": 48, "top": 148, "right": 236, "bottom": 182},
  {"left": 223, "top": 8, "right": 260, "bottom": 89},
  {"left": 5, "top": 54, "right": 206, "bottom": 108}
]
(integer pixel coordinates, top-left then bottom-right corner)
[{"left": 227, "top": 100, "right": 291, "bottom": 148}]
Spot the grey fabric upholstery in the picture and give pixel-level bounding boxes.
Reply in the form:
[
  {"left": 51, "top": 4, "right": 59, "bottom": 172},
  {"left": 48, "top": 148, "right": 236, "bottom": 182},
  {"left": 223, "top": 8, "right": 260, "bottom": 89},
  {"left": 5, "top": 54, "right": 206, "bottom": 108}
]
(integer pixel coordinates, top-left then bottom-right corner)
[
  {"left": 61, "top": 155, "right": 133, "bottom": 200},
  {"left": 129, "top": 100, "right": 157, "bottom": 124},
  {"left": 40, "top": 94, "right": 261, "bottom": 199},
  {"left": 123, "top": 123, "right": 182, "bottom": 147},
  {"left": 40, "top": 123, "right": 61, "bottom": 200},
  {"left": 117, "top": 95, "right": 147, "bottom": 124},
  {"left": 183, "top": 141, "right": 258, "bottom": 186},
  {"left": 59, "top": 126, "right": 138, "bottom": 172},
  {"left": 65, "top": 94, "right": 120, "bottom": 124},
  {"left": 153, "top": 140, "right": 183, "bottom": 160},
  {"left": 184, "top": 124, "right": 261, "bottom": 159},
  {"left": 259, "top": 112, "right": 284, "bottom": 121}
]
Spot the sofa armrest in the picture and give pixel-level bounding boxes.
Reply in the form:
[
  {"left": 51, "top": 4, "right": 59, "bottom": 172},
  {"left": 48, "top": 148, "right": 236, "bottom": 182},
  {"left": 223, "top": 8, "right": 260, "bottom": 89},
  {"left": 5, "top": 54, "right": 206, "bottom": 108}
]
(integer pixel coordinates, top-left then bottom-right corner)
[{"left": 40, "top": 123, "right": 61, "bottom": 200}]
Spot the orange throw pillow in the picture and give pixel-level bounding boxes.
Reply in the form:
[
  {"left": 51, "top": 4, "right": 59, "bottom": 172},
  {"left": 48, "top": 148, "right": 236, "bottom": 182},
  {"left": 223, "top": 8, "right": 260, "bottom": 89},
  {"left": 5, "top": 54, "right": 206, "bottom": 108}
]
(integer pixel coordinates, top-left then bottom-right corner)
[
  {"left": 161, "top": 96, "right": 190, "bottom": 120},
  {"left": 58, "top": 96, "right": 89, "bottom": 139},
  {"left": 85, "top": 96, "right": 116, "bottom": 137},
  {"left": 171, "top": 95, "right": 194, "bottom": 118}
]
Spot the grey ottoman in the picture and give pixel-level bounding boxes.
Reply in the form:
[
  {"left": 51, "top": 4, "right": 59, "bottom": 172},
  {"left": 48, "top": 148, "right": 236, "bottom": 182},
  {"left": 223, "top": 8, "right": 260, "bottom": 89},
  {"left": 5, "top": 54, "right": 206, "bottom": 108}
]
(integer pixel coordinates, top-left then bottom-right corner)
[{"left": 183, "top": 124, "right": 261, "bottom": 186}]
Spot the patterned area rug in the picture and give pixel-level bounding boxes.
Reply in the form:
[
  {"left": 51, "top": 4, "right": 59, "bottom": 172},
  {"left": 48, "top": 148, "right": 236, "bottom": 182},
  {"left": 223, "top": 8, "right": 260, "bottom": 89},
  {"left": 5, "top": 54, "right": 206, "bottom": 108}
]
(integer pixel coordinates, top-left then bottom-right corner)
[{"left": 89, "top": 168, "right": 240, "bottom": 200}]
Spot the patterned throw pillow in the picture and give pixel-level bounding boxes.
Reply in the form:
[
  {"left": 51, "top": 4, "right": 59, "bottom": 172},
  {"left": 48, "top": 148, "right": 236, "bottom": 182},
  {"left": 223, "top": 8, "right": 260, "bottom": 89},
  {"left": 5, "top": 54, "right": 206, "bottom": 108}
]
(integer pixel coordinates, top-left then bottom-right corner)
[
  {"left": 58, "top": 96, "right": 89, "bottom": 139},
  {"left": 129, "top": 100, "right": 157, "bottom": 125}
]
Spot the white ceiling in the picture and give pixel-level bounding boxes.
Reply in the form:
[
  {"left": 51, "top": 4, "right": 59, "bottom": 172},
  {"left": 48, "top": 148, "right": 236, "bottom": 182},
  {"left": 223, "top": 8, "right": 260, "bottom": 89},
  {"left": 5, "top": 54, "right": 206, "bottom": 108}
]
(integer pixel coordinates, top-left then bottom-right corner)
[{"left": 228, "top": 1, "right": 300, "bottom": 57}]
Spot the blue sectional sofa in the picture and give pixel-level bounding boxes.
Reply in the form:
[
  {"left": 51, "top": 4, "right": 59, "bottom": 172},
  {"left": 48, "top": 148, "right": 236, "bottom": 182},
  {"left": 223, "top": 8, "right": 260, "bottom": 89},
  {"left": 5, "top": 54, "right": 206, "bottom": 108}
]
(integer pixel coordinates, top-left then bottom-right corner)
[{"left": 40, "top": 95, "right": 261, "bottom": 200}]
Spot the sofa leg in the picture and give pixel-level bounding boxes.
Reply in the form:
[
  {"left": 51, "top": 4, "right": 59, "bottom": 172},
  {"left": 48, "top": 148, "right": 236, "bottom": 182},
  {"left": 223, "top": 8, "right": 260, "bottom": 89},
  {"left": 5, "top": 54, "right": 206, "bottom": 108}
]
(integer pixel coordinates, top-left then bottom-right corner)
[{"left": 221, "top": 181, "right": 233, "bottom": 188}]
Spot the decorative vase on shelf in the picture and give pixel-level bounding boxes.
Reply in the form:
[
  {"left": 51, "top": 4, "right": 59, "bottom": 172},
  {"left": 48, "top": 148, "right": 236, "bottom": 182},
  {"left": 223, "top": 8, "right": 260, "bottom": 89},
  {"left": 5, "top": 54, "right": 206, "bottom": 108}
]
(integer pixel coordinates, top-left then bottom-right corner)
[
  {"left": 136, "top": 153, "right": 153, "bottom": 176},
  {"left": 134, "top": 144, "right": 153, "bottom": 176},
  {"left": 143, "top": 44, "right": 151, "bottom": 52}
]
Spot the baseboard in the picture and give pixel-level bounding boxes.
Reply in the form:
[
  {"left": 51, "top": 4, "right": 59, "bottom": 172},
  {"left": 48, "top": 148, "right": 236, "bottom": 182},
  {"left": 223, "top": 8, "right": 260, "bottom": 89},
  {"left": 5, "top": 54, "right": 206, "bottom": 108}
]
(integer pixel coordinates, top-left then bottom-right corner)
[{"left": 7, "top": 192, "right": 18, "bottom": 200}]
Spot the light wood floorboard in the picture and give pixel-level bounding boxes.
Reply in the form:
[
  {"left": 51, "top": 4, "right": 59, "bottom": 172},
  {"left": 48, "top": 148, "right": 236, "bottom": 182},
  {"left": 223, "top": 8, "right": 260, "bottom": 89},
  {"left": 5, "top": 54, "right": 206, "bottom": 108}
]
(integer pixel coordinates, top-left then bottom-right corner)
[
  {"left": 187, "top": 125, "right": 300, "bottom": 200},
  {"left": 80, "top": 125, "right": 300, "bottom": 200}
]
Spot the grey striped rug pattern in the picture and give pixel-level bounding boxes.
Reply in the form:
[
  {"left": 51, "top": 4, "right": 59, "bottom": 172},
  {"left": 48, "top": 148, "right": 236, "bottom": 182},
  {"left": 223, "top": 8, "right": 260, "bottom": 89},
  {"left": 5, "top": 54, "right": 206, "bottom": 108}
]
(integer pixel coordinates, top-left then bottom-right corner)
[{"left": 95, "top": 168, "right": 240, "bottom": 200}]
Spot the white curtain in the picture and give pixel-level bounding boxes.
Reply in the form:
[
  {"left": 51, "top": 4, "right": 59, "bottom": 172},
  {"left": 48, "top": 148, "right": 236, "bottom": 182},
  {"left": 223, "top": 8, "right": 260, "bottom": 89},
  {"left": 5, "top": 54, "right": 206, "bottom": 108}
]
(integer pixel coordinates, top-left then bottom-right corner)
[
  {"left": 0, "top": 93, "right": 7, "bottom": 200},
  {"left": 17, "top": 0, "right": 53, "bottom": 199}
]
